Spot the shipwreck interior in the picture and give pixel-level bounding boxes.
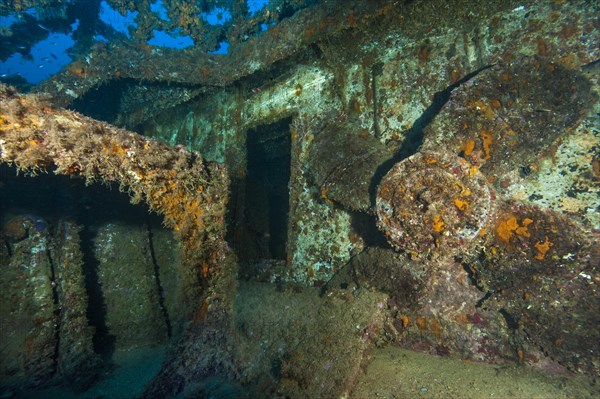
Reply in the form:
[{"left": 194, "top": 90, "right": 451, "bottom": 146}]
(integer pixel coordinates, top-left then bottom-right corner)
[
  {"left": 0, "top": 163, "right": 180, "bottom": 395},
  {"left": 1, "top": 0, "right": 599, "bottom": 398}
]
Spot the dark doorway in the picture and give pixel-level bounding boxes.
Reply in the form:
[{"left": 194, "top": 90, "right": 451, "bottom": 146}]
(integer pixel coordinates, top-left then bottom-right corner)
[{"left": 239, "top": 118, "right": 292, "bottom": 261}]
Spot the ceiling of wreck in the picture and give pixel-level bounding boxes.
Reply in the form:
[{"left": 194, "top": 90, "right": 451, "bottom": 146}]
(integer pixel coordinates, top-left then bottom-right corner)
[
  {"left": 0, "top": 0, "right": 345, "bottom": 100},
  {"left": 0, "top": 0, "right": 528, "bottom": 127},
  {"left": 0, "top": 0, "right": 314, "bottom": 68},
  {"left": 0, "top": 3, "right": 317, "bottom": 132}
]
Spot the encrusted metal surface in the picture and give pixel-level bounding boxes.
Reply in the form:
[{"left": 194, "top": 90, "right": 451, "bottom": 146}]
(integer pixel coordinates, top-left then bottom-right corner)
[{"left": 376, "top": 151, "right": 494, "bottom": 259}]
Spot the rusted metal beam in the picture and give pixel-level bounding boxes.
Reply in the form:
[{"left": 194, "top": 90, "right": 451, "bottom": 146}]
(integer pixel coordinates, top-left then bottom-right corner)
[{"left": 0, "top": 83, "right": 229, "bottom": 293}]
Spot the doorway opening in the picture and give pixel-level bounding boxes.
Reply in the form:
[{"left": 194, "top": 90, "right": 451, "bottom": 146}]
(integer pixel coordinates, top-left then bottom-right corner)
[{"left": 238, "top": 117, "right": 292, "bottom": 261}]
